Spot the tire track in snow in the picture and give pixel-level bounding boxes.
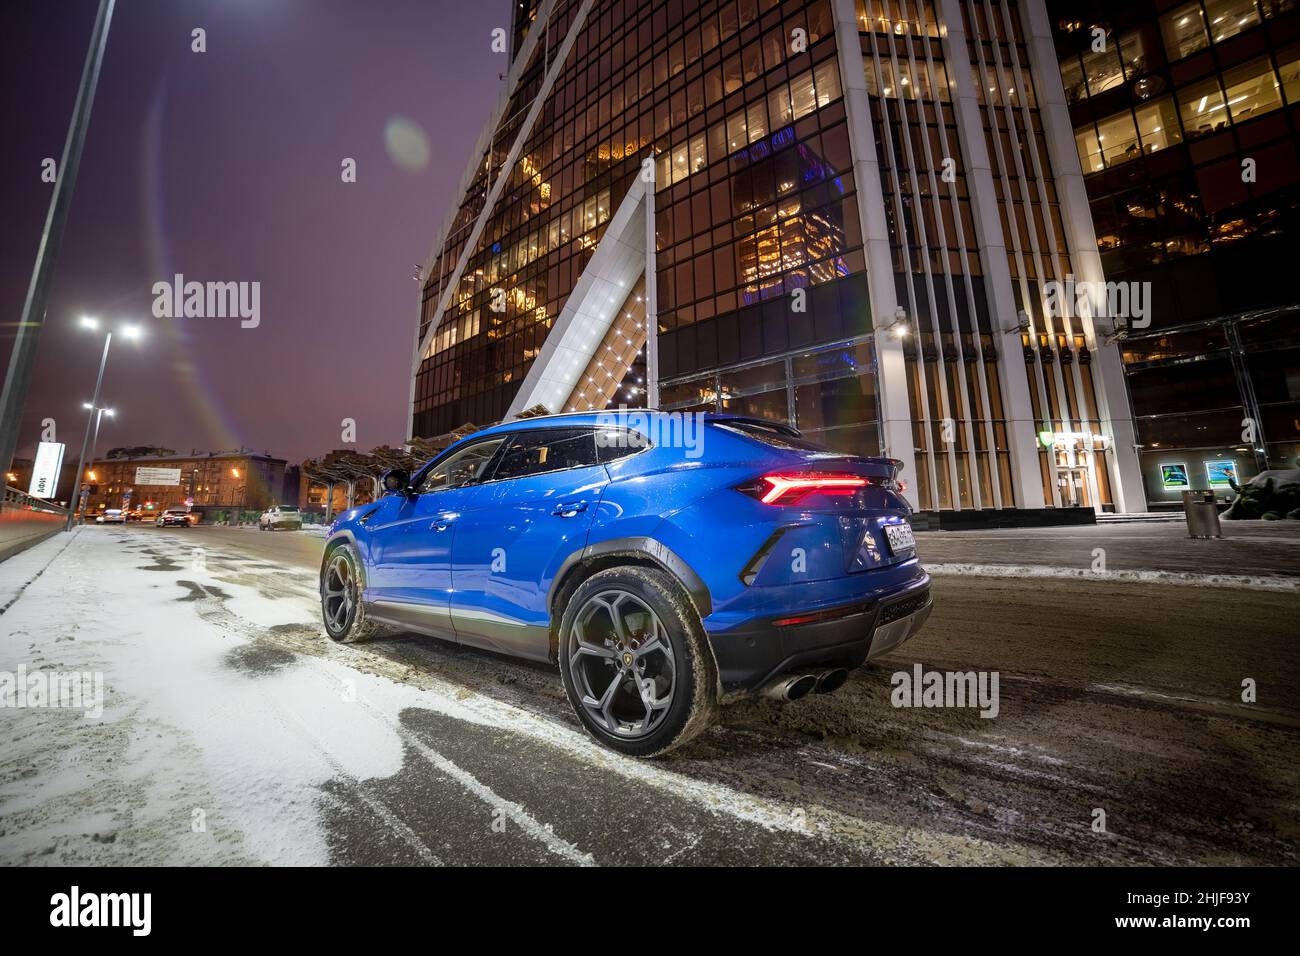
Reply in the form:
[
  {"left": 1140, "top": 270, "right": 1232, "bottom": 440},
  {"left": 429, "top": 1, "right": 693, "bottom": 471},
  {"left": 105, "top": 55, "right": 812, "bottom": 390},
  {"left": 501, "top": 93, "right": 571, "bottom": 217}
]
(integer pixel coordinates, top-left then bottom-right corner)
[{"left": 172, "top": 563, "right": 594, "bottom": 866}]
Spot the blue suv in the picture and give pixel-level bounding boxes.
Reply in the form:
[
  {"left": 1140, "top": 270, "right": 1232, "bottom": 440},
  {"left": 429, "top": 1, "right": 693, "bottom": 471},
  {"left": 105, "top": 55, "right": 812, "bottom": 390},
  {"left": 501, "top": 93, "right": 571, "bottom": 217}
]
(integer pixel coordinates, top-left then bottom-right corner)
[{"left": 319, "top": 412, "right": 931, "bottom": 756}]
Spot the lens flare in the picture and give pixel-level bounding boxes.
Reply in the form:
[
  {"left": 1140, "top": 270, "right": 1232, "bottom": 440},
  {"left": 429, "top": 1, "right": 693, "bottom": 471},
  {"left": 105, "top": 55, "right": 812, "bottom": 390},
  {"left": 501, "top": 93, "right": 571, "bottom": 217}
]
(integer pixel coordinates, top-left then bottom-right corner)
[{"left": 384, "top": 117, "right": 430, "bottom": 172}]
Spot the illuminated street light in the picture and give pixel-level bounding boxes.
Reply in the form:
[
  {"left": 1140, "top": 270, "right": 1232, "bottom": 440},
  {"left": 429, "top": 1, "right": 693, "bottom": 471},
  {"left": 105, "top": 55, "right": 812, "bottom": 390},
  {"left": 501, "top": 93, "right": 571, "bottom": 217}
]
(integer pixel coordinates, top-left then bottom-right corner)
[{"left": 67, "top": 319, "right": 142, "bottom": 530}]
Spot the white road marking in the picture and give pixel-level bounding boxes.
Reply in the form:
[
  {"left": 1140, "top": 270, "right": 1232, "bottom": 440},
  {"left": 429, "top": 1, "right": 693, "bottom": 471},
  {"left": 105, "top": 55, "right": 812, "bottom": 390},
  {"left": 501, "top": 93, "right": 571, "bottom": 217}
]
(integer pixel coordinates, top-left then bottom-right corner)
[{"left": 303, "top": 658, "right": 596, "bottom": 867}]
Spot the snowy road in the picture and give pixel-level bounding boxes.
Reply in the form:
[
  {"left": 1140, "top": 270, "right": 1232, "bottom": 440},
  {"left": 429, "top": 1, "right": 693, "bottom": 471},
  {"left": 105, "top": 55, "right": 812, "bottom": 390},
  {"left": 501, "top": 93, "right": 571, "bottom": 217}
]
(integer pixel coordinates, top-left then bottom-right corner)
[{"left": 1, "top": 524, "right": 1297, "bottom": 866}]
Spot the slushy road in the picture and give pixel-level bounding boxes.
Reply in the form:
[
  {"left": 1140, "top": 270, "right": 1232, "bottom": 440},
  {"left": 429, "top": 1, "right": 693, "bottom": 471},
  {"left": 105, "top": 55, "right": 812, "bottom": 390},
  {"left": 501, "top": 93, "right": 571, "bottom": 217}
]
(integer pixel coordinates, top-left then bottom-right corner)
[{"left": 1, "top": 522, "right": 1295, "bottom": 866}]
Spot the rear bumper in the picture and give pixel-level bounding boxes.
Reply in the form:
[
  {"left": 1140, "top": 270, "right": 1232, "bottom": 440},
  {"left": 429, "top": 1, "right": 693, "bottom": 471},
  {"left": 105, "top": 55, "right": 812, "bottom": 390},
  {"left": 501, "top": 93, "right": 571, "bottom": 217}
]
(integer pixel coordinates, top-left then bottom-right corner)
[{"left": 705, "top": 574, "right": 932, "bottom": 693}]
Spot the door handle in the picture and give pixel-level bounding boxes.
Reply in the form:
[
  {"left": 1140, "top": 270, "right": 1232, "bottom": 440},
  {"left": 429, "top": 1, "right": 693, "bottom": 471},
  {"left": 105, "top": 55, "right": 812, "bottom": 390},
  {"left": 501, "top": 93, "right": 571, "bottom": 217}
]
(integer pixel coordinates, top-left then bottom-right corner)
[
  {"left": 552, "top": 500, "right": 588, "bottom": 517},
  {"left": 430, "top": 517, "right": 451, "bottom": 531}
]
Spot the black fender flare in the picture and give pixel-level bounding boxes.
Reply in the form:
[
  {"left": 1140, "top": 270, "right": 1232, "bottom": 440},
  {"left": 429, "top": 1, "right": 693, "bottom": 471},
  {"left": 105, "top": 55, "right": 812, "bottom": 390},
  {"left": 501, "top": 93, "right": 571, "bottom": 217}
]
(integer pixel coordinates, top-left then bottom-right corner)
[
  {"left": 320, "top": 530, "right": 364, "bottom": 589},
  {"left": 548, "top": 536, "right": 713, "bottom": 620}
]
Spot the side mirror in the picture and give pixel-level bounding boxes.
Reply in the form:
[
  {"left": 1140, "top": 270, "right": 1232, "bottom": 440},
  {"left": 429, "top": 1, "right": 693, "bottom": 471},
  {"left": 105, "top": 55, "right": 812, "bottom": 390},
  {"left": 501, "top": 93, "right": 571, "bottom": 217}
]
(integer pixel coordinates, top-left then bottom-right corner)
[{"left": 381, "top": 469, "right": 411, "bottom": 495}]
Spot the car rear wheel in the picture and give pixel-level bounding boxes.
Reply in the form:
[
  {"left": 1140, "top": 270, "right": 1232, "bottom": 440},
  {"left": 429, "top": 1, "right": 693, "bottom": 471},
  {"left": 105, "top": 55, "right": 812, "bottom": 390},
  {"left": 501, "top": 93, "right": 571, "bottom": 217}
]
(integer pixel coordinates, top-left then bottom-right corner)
[
  {"left": 320, "top": 544, "right": 379, "bottom": 643},
  {"left": 559, "top": 566, "right": 718, "bottom": 758}
]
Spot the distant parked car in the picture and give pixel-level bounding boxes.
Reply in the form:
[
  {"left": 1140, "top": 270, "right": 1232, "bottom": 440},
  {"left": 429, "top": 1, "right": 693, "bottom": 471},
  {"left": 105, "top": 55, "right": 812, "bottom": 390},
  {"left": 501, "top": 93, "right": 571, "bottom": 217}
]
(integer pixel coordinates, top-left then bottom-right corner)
[
  {"left": 95, "top": 508, "right": 126, "bottom": 524},
  {"left": 259, "top": 505, "right": 302, "bottom": 531},
  {"left": 156, "top": 508, "right": 196, "bottom": 528}
]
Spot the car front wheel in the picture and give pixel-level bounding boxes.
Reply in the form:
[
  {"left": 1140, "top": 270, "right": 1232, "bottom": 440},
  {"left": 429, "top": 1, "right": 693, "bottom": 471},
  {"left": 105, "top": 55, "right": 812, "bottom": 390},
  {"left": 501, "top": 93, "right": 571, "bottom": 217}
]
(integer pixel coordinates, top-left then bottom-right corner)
[
  {"left": 320, "top": 543, "right": 378, "bottom": 643},
  {"left": 559, "top": 566, "right": 718, "bottom": 758}
]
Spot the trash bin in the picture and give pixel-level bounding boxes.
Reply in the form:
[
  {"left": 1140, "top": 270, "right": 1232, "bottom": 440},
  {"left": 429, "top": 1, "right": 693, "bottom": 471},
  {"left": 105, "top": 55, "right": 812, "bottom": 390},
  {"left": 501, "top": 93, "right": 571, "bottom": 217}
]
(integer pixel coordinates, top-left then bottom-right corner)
[{"left": 1182, "top": 489, "right": 1222, "bottom": 539}]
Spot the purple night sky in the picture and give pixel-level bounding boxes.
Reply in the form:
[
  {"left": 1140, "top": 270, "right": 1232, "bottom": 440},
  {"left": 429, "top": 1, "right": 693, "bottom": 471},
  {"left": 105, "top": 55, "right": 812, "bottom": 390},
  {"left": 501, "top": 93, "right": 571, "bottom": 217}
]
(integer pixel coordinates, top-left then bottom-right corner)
[{"left": 1, "top": 0, "right": 507, "bottom": 464}]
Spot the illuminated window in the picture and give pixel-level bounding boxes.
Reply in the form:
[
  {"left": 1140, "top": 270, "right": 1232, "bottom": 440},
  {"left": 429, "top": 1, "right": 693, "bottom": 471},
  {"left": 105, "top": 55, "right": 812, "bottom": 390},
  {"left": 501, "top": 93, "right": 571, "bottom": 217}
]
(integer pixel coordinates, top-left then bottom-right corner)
[
  {"left": 1204, "top": 0, "right": 1261, "bottom": 45},
  {"left": 1096, "top": 111, "right": 1140, "bottom": 167},
  {"left": 1134, "top": 97, "right": 1182, "bottom": 153},
  {"left": 1178, "top": 76, "right": 1229, "bottom": 138},
  {"left": 1160, "top": 2, "right": 1210, "bottom": 60},
  {"left": 1222, "top": 56, "right": 1283, "bottom": 122}
]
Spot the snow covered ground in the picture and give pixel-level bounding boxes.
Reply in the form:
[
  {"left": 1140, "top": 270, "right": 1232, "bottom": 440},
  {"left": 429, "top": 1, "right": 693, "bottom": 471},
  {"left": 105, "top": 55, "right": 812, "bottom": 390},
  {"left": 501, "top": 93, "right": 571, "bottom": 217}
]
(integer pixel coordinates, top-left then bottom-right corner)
[{"left": 0, "top": 528, "right": 907, "bottom": 865}]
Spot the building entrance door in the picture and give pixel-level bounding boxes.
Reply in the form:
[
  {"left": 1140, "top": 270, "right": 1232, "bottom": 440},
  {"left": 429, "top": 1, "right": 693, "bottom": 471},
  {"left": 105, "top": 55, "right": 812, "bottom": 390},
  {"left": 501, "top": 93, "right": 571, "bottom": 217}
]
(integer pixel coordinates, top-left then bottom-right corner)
[
  {"left": 1057, "top": 468, "right": 1089, "bottom": 508},
  {"left": 1051, "top": 436, "right": 1104, "bottom": 513}
]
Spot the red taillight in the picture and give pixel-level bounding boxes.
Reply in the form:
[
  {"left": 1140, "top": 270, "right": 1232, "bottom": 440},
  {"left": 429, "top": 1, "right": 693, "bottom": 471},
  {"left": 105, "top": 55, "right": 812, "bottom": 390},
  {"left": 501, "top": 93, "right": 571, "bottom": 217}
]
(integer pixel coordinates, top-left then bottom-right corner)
[{"left": 746, "top": 473, "right": 868, "bottom": 505}]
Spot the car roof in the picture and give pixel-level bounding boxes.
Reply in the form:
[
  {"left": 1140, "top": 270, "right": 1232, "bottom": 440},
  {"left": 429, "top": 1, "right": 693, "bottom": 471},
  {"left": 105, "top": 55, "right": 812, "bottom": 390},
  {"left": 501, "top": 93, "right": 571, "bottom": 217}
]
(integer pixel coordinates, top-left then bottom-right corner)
[{"left": 463, "top": 410, "right": 794, "bottom": 440}]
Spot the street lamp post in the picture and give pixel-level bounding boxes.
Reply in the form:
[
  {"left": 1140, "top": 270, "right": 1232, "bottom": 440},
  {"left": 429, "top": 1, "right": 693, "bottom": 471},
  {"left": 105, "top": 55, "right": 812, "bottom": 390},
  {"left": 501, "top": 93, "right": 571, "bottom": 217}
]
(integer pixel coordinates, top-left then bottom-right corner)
[
  {"left": 66, "top": 326, "right": 111, "bottom": 531},
  {"left": 83, "top": 403, "right": 114, "bottom": 507},
  {"left": 65, "top": 319, "right": 140, "bottom": 530},
  {"left": 0, "top": 0, "right": 115, "bottom": 477}
]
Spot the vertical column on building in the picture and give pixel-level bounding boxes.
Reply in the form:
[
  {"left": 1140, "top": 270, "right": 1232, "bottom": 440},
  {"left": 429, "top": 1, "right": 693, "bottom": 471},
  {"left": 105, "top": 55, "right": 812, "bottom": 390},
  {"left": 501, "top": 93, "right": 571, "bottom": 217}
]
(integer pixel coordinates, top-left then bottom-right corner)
[
  {"left": 938, "top": 0, "right": 1045, "bottom": 509},
  {"left": 644, "top": 163, "right": 660, "bottom": 409},
  {"left": 830, "top": 0, "right": 919, "bottom": 508},
  {"left": 1020, "top": 0, "right": 1146, "bottom": 513}
]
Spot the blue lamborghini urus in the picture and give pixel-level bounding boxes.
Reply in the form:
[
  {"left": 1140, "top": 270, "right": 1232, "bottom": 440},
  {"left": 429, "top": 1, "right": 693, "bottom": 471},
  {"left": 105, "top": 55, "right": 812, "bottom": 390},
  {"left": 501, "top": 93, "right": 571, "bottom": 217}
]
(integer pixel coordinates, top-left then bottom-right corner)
[{"left": 319, "top": 412, "right": 931, "bottom": 757}]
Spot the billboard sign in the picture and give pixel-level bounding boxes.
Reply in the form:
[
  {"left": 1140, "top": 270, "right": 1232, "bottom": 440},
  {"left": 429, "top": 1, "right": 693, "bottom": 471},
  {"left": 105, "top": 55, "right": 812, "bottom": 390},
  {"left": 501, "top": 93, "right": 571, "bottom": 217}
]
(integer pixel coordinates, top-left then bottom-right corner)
[
  {"left": 1205, "top": 460, "right": 1238, "bottom": 488},
  {"left": 134, "top": 467, "right": 182, "bottom": 486},
  {"left": 27, "top": 441, "right": 66, "bottom": 499},
  {"left": 1160, "top": 462, "right": 1189, "bottom": 490}
]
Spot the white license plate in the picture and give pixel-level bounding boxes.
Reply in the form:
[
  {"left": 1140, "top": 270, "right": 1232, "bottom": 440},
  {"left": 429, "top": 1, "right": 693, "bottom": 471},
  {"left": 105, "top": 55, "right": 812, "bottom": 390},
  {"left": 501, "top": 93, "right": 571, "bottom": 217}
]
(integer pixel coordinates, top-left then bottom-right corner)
[{"left": 883, "top": 522, "right": 915, "bottom": 553}]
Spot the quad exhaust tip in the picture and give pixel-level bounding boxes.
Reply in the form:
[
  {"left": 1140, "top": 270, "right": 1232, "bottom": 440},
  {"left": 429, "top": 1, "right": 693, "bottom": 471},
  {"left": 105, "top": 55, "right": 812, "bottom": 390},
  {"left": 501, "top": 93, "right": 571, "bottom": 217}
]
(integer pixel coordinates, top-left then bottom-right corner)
[
  {"left": 762, "top": 673, "right": 818, "bottom": 702},
  {"left": 814, "top": 667, "right": 849, "bottom": 695},
  {"left": 761, "top": 667, "right": 849, "bottom": 702}
]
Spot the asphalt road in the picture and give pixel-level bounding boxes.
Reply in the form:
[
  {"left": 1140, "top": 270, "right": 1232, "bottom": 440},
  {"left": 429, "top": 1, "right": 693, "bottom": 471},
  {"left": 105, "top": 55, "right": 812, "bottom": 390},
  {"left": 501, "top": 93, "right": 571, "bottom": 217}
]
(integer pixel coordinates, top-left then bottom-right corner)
[{"left": 140, "top": 523, "right": 1300, "bottom": 866}]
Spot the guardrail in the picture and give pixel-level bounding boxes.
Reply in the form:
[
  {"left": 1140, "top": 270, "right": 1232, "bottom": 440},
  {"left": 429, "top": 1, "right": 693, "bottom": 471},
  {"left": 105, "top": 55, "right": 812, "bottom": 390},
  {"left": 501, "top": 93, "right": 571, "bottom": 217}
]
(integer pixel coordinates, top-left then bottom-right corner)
[{"left": 0, "top": 486, "right": 68, "bottom": 562}]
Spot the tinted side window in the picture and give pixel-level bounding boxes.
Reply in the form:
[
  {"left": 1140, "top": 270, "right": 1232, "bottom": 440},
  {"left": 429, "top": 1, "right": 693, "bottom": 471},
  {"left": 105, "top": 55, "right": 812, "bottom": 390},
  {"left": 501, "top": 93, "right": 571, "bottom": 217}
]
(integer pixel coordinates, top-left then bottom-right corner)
[
  {"left": 418, "top": 438, "right": 507, "bottom": 493},
  {"left": 595, "top": 427, "right": 652, "bottom": 463},
  {"left": 492, "top": 429, "right": 599, "bottom": 481}
]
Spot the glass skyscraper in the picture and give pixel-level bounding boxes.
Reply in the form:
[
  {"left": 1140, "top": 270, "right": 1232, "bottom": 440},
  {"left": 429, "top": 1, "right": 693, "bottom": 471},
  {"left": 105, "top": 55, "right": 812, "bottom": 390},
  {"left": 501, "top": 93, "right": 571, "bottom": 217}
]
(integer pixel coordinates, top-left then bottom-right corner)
[
  {"left": 410, "top": 0, "right": 1151, "bottom": 521},
  {"left": 1051, "top": 0, "right": 1300, "bottom": 508}
]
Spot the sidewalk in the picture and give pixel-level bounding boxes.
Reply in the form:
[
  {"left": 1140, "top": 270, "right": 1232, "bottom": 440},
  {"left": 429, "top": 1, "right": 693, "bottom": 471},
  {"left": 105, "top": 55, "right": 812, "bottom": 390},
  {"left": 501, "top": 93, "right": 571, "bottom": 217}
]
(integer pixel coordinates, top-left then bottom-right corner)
[{"left": 916, "top": 520, "right": 1300, "bottom": 583}]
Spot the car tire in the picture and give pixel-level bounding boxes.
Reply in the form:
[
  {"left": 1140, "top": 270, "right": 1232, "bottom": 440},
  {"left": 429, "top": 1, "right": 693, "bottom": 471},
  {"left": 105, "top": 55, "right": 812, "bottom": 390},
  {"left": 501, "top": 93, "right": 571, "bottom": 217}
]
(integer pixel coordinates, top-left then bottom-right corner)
[
  {"left": 320, "top": 543, "right": 379, "bottom": 644},
  {"left": 558, "top": 565, "right": 718, "bottom": 758}
]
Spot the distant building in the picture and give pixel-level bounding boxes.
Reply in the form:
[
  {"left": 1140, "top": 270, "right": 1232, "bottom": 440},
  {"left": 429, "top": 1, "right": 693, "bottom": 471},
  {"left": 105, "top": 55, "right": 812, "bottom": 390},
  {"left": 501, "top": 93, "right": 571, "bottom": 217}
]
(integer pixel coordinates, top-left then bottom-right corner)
[
  {"left": 299, "top": 471, "right": 352, "bottom": 515},
  {"left": 80, "top": 449, "right": 288, "bottom": 516}
]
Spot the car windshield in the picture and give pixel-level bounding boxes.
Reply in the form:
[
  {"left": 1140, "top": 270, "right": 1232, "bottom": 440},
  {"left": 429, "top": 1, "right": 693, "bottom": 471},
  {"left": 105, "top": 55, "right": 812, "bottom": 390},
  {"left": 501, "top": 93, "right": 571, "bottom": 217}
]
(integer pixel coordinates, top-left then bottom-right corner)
[{"left": 278, "top": 507, "right": 298, "bottom": 512}]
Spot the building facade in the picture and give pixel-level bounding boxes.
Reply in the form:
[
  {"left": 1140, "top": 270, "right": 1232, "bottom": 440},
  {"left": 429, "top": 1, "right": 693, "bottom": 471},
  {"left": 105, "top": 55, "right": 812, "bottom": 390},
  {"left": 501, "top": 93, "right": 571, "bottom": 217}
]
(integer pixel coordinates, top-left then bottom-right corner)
[
  {"left": 411, "top": 0, "right": 1154, "bottom": 521},
  {"left": 81, "top": 450, "right": 288, "bottom": 516},
  {"left": 1049, "top": 0, "right": 1300, "bottom": 506}
]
